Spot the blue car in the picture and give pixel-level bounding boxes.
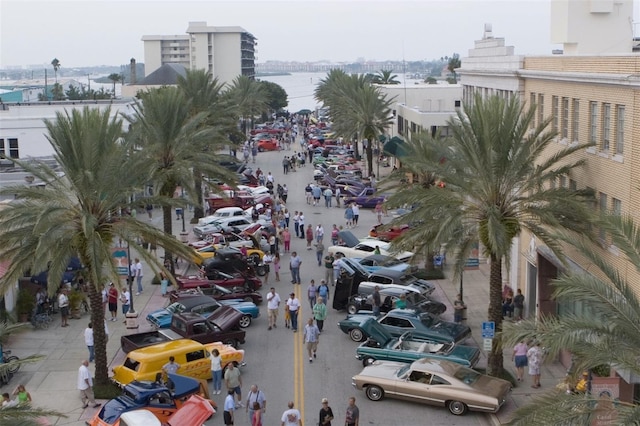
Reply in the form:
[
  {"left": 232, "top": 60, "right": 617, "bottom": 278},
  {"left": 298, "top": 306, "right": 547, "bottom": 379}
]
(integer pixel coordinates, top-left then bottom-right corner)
[
  {"left": 147, "top": 295, "right": 259, "bottom": 329},
  {"left": 354, "top": 255, "right": 417, "bottom": 274}
]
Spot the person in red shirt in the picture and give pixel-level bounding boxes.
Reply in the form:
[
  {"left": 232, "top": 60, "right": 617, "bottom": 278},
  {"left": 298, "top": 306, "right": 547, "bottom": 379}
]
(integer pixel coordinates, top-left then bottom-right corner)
[{"left": 107, "top": 283, "right": 118, "bottom": 322}]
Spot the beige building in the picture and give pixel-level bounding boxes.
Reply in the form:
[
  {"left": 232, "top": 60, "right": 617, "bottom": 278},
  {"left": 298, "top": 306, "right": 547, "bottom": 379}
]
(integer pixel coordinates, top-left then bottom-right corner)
[{"left": 142, "top": 21, "right": 257, "bottom": 85}]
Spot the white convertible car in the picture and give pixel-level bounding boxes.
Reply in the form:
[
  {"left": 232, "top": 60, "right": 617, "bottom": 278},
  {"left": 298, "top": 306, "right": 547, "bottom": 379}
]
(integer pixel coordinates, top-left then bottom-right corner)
[{"left": 328, "top": 231, "right": 414, "bottom": 262}]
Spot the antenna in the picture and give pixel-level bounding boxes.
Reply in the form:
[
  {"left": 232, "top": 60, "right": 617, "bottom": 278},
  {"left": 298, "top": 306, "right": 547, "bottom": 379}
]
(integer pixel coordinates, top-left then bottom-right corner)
[{"left": 402, "top": 42, "right": 407, "bottom": 105}]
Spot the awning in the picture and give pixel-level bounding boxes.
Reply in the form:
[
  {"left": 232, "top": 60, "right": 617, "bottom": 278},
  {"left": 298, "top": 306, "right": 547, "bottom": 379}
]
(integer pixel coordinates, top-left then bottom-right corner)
[{"left": 383, "top": 136, "right": 408, "bottom": 158}]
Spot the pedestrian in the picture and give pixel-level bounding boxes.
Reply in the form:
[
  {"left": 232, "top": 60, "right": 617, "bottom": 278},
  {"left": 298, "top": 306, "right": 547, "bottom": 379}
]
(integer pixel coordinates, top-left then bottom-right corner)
[
  {"left": 293, "top": 211, "right": 300, "bottom": 238},
  {"left": 345, "top": 396, "right": 360, "bottom": 426},
  {"left": 224, "top": 361, "right": 243, "bottom": 407},
  {"left": 313, "top": 297, "right": 328, "bottom": 332},
  {"left": 267, "top": 287, "right": 281, "bottom": 330},
  {"left": 344, "top": 204, "right": 354, "bottom": 228},
  {"left": 162, "top": 356, "right": 180, "bottom": 376},
  {"left": 335, "top": 187, "right": 341, "bottom": 207},
  {"left": 323, "top": 187, "right": 333, "bottom": 208},
  {"left": 120, "top": 286, "right": 130, "bottom": 318},
  {"left": 304, "top": 318, "right": 320, "bottom": 363},
  {"left": 371, "top": 286, "right": 382, "bottom": 317},
  {"left": 312, "top": 185, "right": 322, "bottom": 206},
  {"left": 307, "top": 280, "right": 317, "bottom": 310},
  {"left": 36, "top": 287, "right": 47, "bottom": 314},
  {"left": 107, "top": 283, "right": 118, "bottom": 321},
  {"left": 58, "top": 288, "right": 70, "bottom": 327},
  {"left": 512, "top": 340, "right": 528, "bottom": 382},
  {"left": 262, "top": 253, "right": 273, "bottom": 284},
  {"left": 298, "top": 212, "right": 305, "bottom": 239},
  {"left": 273, "top": 252, "right": 281, "bottom": 282},
  {"left": 315, "top": 240, "right": 325, "bottom": 266},
  {"left": 323, "top": 253, "right": 335, "bottom": 284},
  {"left": 284, "top": 209, "right": 290, "bottom": 228},
  {"left": 527, "top": 341, "right": 543, "bottom": 388},
  {"left": 210, "top": 348, "right": 223, "bottom": 394},
  {"left": 134, "top": 257, "right": 143, "bottom": 295},
  {"left": 12, "top": 384, "right": 31, "bottom": 404},
  {"left": 251, "top": 401, "right": 262, "bottom": 426},
  {"left": 281, "top": 401, "right": 302, "bottom": 426},
  {"left": 513, "top": 288, "right": 525, "bottom": 320},
  {"left": 319, "top": 397, "right": 334, "bottom": 426},
  {"left": 282, "top": 228, "right": 291, "bottom": 253},
  {"left": 375, "top": 201, "right": 383, "bottom": 224},
  {"left": 84, "top": 323, "right": 94, "bottom": 363},
  {"left": 305, "top": 184, "right": 313, "bottom": 204},
  {"left": 315, "top": 224, "right": 324, "bottom": 243},
  {"left": 286, "top": 292, "right": 301, "bottom": 332},
  {"left": 269, "top": 233, "right": 277, "bottom": 255},
  {"left": 318, "top": 280, "right": 330, "bottom": 304},
  {"left": 245, "top": 384, "right": 266, "bottom": 425},
  {"left": 282, "top": 184, "right": 289, "bottom": 203},
  {"left": 252, "top": 144, "right": 258, "bottom": 163},
  {"left": 352, "top": 204, "right": 360, "bottom": 227},
  {"left": 145, "top": 204, "right": 153, "bottom": 219},
  {"left": 289, "top": 252, "right": 302, "bottom": 284},
  {"left": 453, "top": 293, "right": 466, "bottom": 323},
  {"left": 332, "top": 254, "right": 343, "bottom": 286},
  {"left": 77, "top": 360, "right": 101, "bottom": 409},
  {"left": 305, "top": 225, "right": 313, "bottom": 249},
  {"left": 330, "top": 224, "right": 339, "bottom": 245},
  {"left": 160, "top": 271, "right": 169, "bottom": 297},
  {"left": 282, "top": 156, "right": 289, "bottom": 175},
  {"left": 224, "top": 389, "right": 236, "bottom": 426}
]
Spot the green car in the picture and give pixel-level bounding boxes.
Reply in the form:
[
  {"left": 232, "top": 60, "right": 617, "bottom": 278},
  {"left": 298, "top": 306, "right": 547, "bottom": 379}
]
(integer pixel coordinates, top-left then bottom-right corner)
[{"left": 355, "top": 318, "right": 480, "bottom": 368}]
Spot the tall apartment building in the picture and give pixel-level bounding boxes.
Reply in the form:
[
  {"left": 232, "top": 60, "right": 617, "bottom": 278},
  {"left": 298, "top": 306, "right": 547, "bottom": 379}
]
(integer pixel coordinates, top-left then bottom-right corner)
[
  {"left": 142, "top": 21, "right": 257, "bottom": 85},
  {"left": 458, "top": 0, "right": 639, "bottom": 401}
]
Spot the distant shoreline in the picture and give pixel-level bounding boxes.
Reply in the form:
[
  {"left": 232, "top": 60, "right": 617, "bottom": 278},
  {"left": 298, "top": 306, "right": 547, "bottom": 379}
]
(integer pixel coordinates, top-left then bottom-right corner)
[{"left": 256, "top": 72, "right": 292, "bottom": 77}]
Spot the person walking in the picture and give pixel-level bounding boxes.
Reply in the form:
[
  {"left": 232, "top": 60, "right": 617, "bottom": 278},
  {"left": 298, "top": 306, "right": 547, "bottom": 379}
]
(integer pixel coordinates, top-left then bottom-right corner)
[
  {"left": 160, "top": 271, "right": 169, "bottom": 297},
  {"left": 120, "top": 286, "right": 130, "bottom": 319},
  {"left": 305, "top": 183, "right": 313, "bottom": 205},
  {"left": 58, "top": 288, "right": 70, "bottom": 327},
  {"left": 324, "top": 253, "right": 334, "bottom": 284},
  {"left": 304, "top": 318, "right": 320, "bottom": 363},
  {"left": 282, "top": 184, "right": 289, "bottom": 203},
  {"left": 284, "top": 209, "right": 290, "bottom": 228},
  {"left": 107, "top": 283, "right": 118, "bottom": 321},
  {"left": 251, "top": 401, "right": 262, "bottom": 426},
  {"left": 512, "top": 340, "right": 528, "bottom": 382},
  {"left": 84, "top": 323, "right": 94, "bottom": 363},
  {"left": 286, "top": 292, "right": 301, "bottom": 332},
  {"left": 210, "top": 348, "right": 223, "bottom": 394},
  {"left": 345, "top": 396, "right": 360, "bottom": 426},
  {"left": 318, "top": 280, "right": 330, "bottom": 305},
  {"left": 273, "top": 252, "right": 281, "bottom": 282},
  {"left": 224, "top": 389, "right": 236, "bottom": 426},
  {"left": 12, "top": 384, "right": 32, "bottom": 403},
  {"left": 371, "top": 286, "right": 382, "bottom": 317},
  {"left": 313, "top": 297, "right": 328, "bottom": 332},
  {"left": 305, "top": 225, "right": 313, "bottom": 250},
  {"left": 282, "top": 228, "right": 291, "bottom": 253},
  {"left": 334, "top": 187, "right": 341, "bottom": 207},
  {"left": 323, "top": 187, "right": 333, "bottom": 208},
  {"left": 267, "top": 287, "right": 281, "bottom": 330},
  {"left": 312, "top": 185, "right": 322, "bottom": 206},
  {"left": 281, "top": 401, "right": 302, "bottom": 426},
  {"left": 77, "top": 360, "right": 101, "bottom": 409},
  {"left": 245, "top": 384, "right": 266, "bottom": 425},
  {"left": 289, "top": 252, "right": 302, "bottom": 284},
  {"left": 513, "top": 289, "right": 525, "bottom": 321},
  {"left": 307, "top": 280, "right": 317, "bottom": 310},
  {"left": 315, "top": 240, "right": 325, "bottom": 266},
  {"left": 527, "top": 341, "right": 543, "bottom": 388},
  {"left": 262, "top": 253, "right": 273, "bottom": 284},
  {"left": 315, "top": 224, "right": 324, "bottom": 243},
  {"left": 319, "top": 398, "right": 334, "bottom": 426},
  {"left": 352, "top": 204, "right": 360, "bottom": 227},
  {"left": 293, "top": 211, "right": 300, "bottom": 238},
  {"left": 375, "top": 201, "right": 383, "bottom": 224},
  {"left": 344, "top": 204, "right": 354, "bottom": 228},
  {"left": 133, "top": 258, "right": 143, "bottom": 295},
  {"left": 225, "top": 362, "right": 243, "bottom": 407},
  {"left": 298, "top": 212, "right": 305, "bottom": 239},
  {"left": 453, "top": 293, "right": 466, "bottom": 323},
  {"left": 330, "top": 224, "right": 339, "bottom": 245}
]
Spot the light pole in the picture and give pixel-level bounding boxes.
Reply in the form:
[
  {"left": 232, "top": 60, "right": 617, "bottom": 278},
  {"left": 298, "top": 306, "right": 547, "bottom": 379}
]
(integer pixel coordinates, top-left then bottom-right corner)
[{"left": 126, "top": 242, "right": 135, "bottom": 314}]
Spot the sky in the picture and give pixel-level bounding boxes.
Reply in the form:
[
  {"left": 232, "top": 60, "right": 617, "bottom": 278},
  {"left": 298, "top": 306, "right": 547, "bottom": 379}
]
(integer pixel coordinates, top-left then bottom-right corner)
[{"left": 0, "top": 0, "right": 613, "bottom": 68}]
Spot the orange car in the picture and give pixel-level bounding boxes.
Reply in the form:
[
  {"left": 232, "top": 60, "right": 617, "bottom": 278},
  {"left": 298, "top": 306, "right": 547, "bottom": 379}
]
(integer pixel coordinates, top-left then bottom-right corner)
[{"left": 257, "top": 138, "right": 279, "bottom": 151}]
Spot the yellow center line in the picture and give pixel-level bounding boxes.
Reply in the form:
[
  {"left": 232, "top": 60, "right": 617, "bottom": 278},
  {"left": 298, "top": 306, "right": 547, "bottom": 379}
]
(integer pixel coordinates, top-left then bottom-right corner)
[{"left": 294, "top": 290, "right": 305, "bottom": 421}]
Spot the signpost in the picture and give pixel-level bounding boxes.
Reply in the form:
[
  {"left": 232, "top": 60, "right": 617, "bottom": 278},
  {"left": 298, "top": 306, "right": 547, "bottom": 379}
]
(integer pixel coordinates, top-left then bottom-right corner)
[{"left": 482, "top": 321, "right": 495, "bottom": 352}]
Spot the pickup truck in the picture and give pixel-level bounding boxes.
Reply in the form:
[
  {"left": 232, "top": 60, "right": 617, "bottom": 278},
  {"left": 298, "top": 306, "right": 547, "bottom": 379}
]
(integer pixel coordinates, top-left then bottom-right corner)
[{"left": 121, "top": 309, "right": 246, "bottom": 353}]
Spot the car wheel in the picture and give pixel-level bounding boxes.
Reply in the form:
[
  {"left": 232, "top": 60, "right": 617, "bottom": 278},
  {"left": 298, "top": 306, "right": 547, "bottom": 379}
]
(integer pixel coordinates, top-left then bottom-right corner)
[
  {"left": 349, "top": 328, "right": 365, "bottom": 342},
  {"left": 447, "top": 400, "right": 468, "bottom": 416},
  {"left": 239, "top": 315, "right": 252, "bottom": 328},
  {"left": 347, "top": 303, "right": 359, "bottom": 315},
  {"left": 258, "top": 147, "right": 264, "bottom": 152},
  {"left": 365, "top": 385, "right": 384, "bottom": 401},
  {"left": 362, "top": 356, "right": 376, "bottom": 367},
  {"left": 249, "top": 253, "right": 261, "bottom": 264},
  {"left": 256, "top": 265, "right": 267, "bottom": 276},
  {"left": 223, "top": 339, "right": 238, "bottom": 348}
]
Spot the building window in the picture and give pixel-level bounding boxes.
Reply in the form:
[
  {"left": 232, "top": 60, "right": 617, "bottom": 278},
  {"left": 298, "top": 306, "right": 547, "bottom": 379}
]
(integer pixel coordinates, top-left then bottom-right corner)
[
  {"left": 599, "top": 192, "right": 607, "bottom": 241},
  {"left": 616, "top": 105, "right": 625, "bottom": 155},
  {"left": 454, "top": 100, "right": 461, "bottom": 108},
  {"left": 572, "top": 99, "right": 579, "bottom": 142},
  {"left": 397, "top": 115, "right": 404, "bottom": 136},
  {"left": 552, "top": 96, "right": 559, "bottom": 132},
  {"left": 561, "top": 97, "right": 569, "bottom": 139},
  {"left": 589, "top": 102, "right": 598, "bottom": 144},
  {"left": 569, "top": 179, "right": 577, "bottom": 190},
  {"left": 559, "top": 175, "right": 567, "bottom": 188},
  {"left": 0, "top": 138, "right": 19, "bottom": 158},
  {"left": 537, "top": 94, "right": 544, "bottom": 126},
  {"left": 550, "top": 178, "right": 556, "bottom": 189},
  {"left": 530, "top": 93, "right": 536, "bottom": 129},
  {"left": 612, "top": 198, "right": 621, "bottom": 216},
  {"left": 602, "top": 103, "right": 610, "bottom": 151}
]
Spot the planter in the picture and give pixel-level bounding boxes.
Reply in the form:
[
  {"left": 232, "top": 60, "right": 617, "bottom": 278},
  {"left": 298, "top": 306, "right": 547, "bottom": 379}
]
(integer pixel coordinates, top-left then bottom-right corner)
[{"left": 70, "top": 308, "right": 82, "bottom": 319}]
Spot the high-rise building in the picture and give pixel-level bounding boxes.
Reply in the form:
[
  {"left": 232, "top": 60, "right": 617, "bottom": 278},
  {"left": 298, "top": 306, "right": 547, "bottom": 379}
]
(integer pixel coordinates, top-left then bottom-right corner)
[{"left": 142, "top": 21, "right": 257, "bottom": 84}]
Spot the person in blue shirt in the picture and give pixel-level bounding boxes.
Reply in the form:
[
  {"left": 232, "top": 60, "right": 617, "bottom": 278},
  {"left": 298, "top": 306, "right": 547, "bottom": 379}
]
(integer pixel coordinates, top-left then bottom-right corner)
[{"left": 224, "top": 389, "right": 235, "bottom": 425}]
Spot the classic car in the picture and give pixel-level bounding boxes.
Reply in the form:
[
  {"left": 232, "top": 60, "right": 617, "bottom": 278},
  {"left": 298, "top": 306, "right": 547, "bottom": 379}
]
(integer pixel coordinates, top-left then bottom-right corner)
[
  {"left": 200, "top": 250, "right": 267, "bottom": 279},
  {"left": 369, "top": 224, "right": 411, "bottom": 242},
  {"left": 328, "top": 231, "right": 414, "bottom": 262},
  {"left": 346, "top": 287, "right": 446, "bottom": 316},
  {"left": 169, "top": 284, "right": 263, "bottom": 305},
  {"left": 338, "top": 309, "right": 471, "bottom": 344},
  {"left": 146, "top": 295, "right": 258, "bottom": 329},
  {"left": 116, "top": 394, "right": 215, "bottom": 426},
  {"left": 193, "top": 217, "right": 260, "bottom": 239},
  {"left": 89, "top": 374, "right": 212, "bottom": 426},
  {"left": 191, "top": 240, "right": 265, "bottom": 266},
  {"left": 355, "top": 318, "right": 480, "bottom": 367},
  {"left": 257, "top": 138, "right": 279, "bottom": 151},
  {"left": 351, "top": 359, "right": 511, "bottom": 416},
  {"left": 179, "top": 270, "right": 262, "bottom": 291},
  {"left": 343, "top": 188, "right": 388, "bottom": 209},
  {"left": 355, "top": 255, "right": 416, "bottom": 274}
]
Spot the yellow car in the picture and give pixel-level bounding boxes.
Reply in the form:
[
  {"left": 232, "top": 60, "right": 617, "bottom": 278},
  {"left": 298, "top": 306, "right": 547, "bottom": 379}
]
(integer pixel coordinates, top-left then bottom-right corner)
[
  {"left": 112, "top": 339, "right": 245, "bottom": 386},
  {"left": 191, "top": 242, "right": 264, "bottom": 266}
]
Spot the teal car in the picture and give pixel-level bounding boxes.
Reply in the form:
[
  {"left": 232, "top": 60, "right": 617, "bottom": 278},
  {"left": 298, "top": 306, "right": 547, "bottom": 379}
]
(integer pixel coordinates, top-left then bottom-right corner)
[{"left": 355, "top": 318, "right": 480, "bottom": 368}]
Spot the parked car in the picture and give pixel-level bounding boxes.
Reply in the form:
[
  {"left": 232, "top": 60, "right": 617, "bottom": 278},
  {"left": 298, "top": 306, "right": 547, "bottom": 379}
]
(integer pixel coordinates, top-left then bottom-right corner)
[
  {"left": 338, "top": 309, "right": 471, "bottom": 343},
  {"left": 166, "top": 290, "right": 260, "bottom": 328},
  {"left": 257, "top": 139, "right": 279, "bottom": 151},
  {"left": 351, "top": 359, "right": 511, "bottom": 416},
  {"left": 178, "top": 268, "right": 262, "bottom": 290},
  {"left": 169, "top": 285, "right": 263, "bottom": 305},
  {"left": 346, "top": 287, "right": 446, "bottom": 316},
  {"left": 343, "top": 188, "right": 388, "bottom": 209},
  {"left": 328, "top": 231, "right": 414, "bottom": 262},
  {"left": 194, "top": 217, "right": 260, "bottom": 239},
  {"left": 360, "top": 268, "right": 435, "bottom": 295},
  {"left": 355, "top": 318, "right": 480, "bottom": 367},
  {"left": 146, "top": 296, "right": 257, "bottom": 329},
  {"left": 200, "top": 248, "right": 267, "bottom": 279},
  {"left": 355, "top": 255, "right": 416, "bottom": 274},
  {"left": 369, "top": 224, "right": 411, "bottom": 242}
]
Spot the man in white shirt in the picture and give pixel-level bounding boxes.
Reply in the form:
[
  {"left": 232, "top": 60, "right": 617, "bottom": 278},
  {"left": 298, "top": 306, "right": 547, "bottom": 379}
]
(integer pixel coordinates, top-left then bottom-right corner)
[
  {"left": 281, "top": 401, "right": 302, "bottom": 426},
  {"left": 286, "top": 293, "right": 301, "bottom": 332},
  {"left": 84, "top": 323, "right": 94, "bottom": 362},
  {"left": 134, "top": 258, "right": 143, "bottom": 295},
  {"left": 77, "top": 360, "right": 101, "bottom": 409},
  {"left": 266, "top": 287, "right": 281, "bottom": 330}
]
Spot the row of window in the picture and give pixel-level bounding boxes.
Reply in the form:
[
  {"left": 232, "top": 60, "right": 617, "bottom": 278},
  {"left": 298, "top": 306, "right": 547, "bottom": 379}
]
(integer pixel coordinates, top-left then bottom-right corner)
[
  {"left": 531, "top": 94, "right": 625, "bottom": 156},
  {"left": 0, "top": 138, "right": 19, "bottom": 158}
]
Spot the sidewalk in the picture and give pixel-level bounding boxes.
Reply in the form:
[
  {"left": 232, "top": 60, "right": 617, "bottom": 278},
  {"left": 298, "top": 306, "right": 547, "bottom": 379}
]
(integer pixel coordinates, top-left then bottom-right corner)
[{"left": 433, "top": 263, "right": 568, "bottom": 425}]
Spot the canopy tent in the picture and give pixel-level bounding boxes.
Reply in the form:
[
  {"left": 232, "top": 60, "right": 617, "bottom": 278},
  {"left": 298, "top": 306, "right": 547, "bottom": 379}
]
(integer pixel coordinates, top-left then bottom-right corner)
[
  {"left": 382, "top": 136, "right": 408, "bottom": 158},
  {"left": 30, "top": 257, "right": 83, "bottom": 286}
]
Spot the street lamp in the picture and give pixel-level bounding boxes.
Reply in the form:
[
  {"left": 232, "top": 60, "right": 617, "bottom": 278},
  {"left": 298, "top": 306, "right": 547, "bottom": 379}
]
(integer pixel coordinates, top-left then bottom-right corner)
[{"left": 126, "top": 242, "right": 135, "bottom": 314}]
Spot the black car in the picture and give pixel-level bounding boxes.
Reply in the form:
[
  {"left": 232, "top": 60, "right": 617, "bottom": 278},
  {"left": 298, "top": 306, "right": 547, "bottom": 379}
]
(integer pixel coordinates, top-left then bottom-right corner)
[
  {"left": 201, "top": 247, "right": 255, "bottom": 277},
  {"left": 346, "top": 288, "right": 446, "bottom": 316}
]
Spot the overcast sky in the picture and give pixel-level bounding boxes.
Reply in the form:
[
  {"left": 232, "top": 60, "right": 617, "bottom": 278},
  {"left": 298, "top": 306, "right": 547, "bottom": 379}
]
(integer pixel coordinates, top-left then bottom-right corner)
[{"left": 0, "top": 0, "right": 597, "bottom": 68}]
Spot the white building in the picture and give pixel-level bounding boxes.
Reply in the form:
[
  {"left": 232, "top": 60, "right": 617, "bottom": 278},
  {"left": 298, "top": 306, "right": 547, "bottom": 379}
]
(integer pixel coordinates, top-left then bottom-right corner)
[{"left": 142, "top": 21, "right": 257, "bottom": 85}]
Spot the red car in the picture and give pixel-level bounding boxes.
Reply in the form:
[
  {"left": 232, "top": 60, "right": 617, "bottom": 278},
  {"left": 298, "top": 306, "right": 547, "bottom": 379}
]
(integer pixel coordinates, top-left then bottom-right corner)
[
  {"left": 369, "top": 224, "right": 411, "bottom": 242},
  {"left": 177, "top": 272, "right": 262, "bottom": 291},
  {"left": 257, "top": 139, "right": 279, "bottom": 151}
]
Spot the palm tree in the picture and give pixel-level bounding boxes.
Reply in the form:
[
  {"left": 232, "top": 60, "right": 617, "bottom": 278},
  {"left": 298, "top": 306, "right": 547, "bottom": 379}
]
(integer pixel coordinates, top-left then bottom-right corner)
[
  {"left": 51, "top": 58, "right": 61, "bottom": 83},
  {"left": 447, "top": 53, "right": 461, "bottom": 83},
  {"left": 502, "top": 213, "right": 640, "bottom": 425},
  {"left": 0, "top": 107, "right": 194, "bottom": 385},
  {"left": 384, "top": 94, "right": 595, "bottom": 376},
  {"left": 177, "top": 69, "right": 238, "bottom": 220},
  {"left": 227, "top": 75, "right": 269, "bottom": 137},
  {"left": 372, "top": 69, "right": 401, "bottom": 85},
  {"left": 107, "top": 73, "right": 122, "bottom": 98}
]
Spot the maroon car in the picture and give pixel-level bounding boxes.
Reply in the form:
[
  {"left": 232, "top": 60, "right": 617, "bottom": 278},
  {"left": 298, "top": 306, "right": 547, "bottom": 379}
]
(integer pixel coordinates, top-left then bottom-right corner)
[
  {"left": 369, "top": 224, "right": 411, "bottom": 242},
  {"left": 169, "top": 284, "right": 263, "bottom": 305},
  {"left": 177, "top": 271, "right": 262, "bottom": 291}
]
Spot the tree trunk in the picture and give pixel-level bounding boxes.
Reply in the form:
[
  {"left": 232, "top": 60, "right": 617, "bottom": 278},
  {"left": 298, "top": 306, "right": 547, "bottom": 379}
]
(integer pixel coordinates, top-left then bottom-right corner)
[
  {"left": 366, "top": 143, "right": 373, "bottom": 177},
  {"left": 192, "top": 170, "right": 204, "bottom": 220},
  {"left": 487, "top": 254, "right": 504, "bottom": 377},
  {"left": 88, "top": 281, "right": 109, "bottom": 385}
]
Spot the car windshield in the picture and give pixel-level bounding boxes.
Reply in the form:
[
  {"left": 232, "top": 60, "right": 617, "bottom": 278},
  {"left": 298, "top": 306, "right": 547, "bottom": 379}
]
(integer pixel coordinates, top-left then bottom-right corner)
[
  {"left": 381, "top": 258, "right": 402, "bottom": 267},
  {"left": 405, "top": 292, "right": 426, "bottom": 305},
  {"left": 166, "top": 303, "right": 185, "bottom": 314},
  {"left": 453, "top": 366, "right": 481, "bottom": 385},
  {"left": 396, "top": 364, "right": 411, "bottom": 378},
  {"left": 419, "top": 313, "right": 436, "bottom": 327}
]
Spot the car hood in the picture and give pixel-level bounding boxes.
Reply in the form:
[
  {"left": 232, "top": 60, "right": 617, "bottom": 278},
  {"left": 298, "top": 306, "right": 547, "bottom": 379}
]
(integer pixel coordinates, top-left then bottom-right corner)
[
  {"left": 338, "top": 230, "right": 360, "bottom": 248},
  {"left": 426, "top": 320, "right": 471, "bottom": 343},
  {"left": 146, "top": 309, "right": 172, "bottom": 328},
  {"left": 359, "top": 317, "right": 394, "bottom": 345},
  {"left": 99, "top": 396, "right": 138, "bottom": 423},
  {"left": 167, "top": 395, "right": 215, "bottom": 426},
  {"left": 448, "top": 345, "right": 481, "bottom": 365},
  {"left": 341, "top": 313, "right": 375, "bottom": 325},
  {"left": 356, "top": 360, "right": 407, "bottom": 380},
  {"left": 205, "top": 305, "right": 243, "bottom": 329}
]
